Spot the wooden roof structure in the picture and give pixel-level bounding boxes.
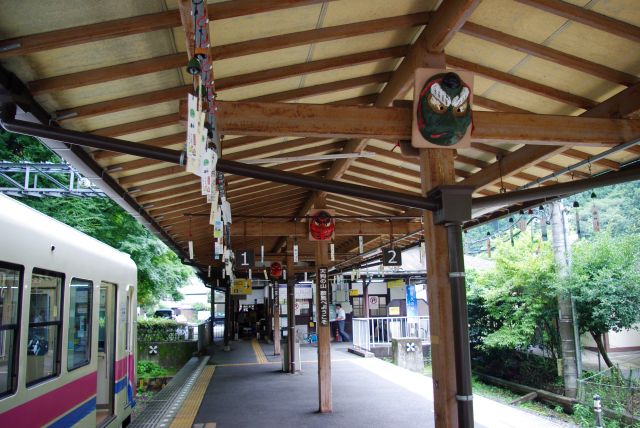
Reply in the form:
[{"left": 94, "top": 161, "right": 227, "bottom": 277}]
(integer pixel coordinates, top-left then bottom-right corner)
[{"left": 1, "top": 0, "right": 639, "bottom": 275}]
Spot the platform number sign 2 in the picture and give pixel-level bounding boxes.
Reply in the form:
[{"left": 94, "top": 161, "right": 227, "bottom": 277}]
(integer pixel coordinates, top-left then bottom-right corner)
[
  {"left": 383, "top": 248, "right": 402, "bottom": 266},
  {"left": 234, "top": 249, "right": 255, "bottom": 269}
]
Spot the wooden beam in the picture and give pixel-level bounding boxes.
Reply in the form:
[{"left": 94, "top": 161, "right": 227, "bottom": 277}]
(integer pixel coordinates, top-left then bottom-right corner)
[
  {"left": 248, "top": 73, "right": 392, "bottom": 103},
  {"left": 419, "top": 148, "right": 459, "bottom": 427},
  {"left": 376, "top": 0, "right": 481, "bottom": 106},
  {"left": 91, "top": 114, "right": 180, "bottom": 138},
  {"left": 460, "top": 22, "right": 638, "bottom": 86},
  {"left": 118, "top": 166, "right": 186, "bottom": 186},
  {"left": 230, "top": 221, "right": 421, "bottom": 237},
  {"left": 93, "top": 132, "right": 185, "bottom": 161},
  {"left": 516, "top": 0, "right": 640, "bottom": 44},
  {"left": 0, "top": 1, "right": 329, "bottom": 58},
  {"left": 227, "top": 141, "right": 344, "bottom": 162},
  {"left": 212, "top": 12, "right": 429, "bottom": 60},
  {"left": 463, "top": 81, "right": 640, "bottom": 191},
  {"left": 473, "top": 96, "right": 531, "bottom": 113},
  {"left": 447, "top": 56, "right": 596, "bottom": 109},
  {"left": 136, "top": 186, "right": 200, "bottom": 205},
  {"left": 217, "top": 45, "right": 409, "bottom": 93},
  {"left": 208, "top": 101, "right": 640, "bottom": 145},
  {"left": 130, "top": 175, "right": 198, "bottom": 195},
  {"left": 57, "top": 46, "right": 405, "bottom": 121},
  {"left": 28, "top": 13, "right": 423, "bottom": 94}
]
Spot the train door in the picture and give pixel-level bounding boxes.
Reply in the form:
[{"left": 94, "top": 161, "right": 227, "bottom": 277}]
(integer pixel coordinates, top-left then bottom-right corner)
[{"left": 97, "top": 282, "right": 117, "bottom": 426}]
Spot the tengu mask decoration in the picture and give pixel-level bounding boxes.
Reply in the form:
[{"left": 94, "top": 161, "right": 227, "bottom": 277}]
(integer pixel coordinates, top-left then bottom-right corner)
[
  {"left": 309, "top": 210, "right": 335, "bottom": 241},
  {"left": 269, "top": 262, "right": 283, "bottom": 279},
  {"left": 416, "top": 71, "right": 472, "bottom": 147}
]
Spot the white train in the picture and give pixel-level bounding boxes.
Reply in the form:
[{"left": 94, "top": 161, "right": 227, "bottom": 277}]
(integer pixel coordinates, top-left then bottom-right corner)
[{"left": 0, "top": 194, "right": 137, "bottom": 427}]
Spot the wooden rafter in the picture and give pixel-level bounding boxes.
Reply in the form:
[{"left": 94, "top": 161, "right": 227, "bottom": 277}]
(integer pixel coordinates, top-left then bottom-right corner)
[
  {"left": 460, "top": 22, "right": 638, "bottom": 86},
  {"left": 461, "top": 82, "right": 640, "bottom": 191},
  {"left": 515, "top": 0, "right": 640, "bottom": 44},
  {"left": 0, "top": 0, "right": 330, "bottom": 58},
  {"left": 28, "top": 13, "right": 427, "bottom": 94},
  {"left": 446, "top": 56, "right": 596, "bottom": 109},
  {"left": 57, "top": 46, "right": 406, "bottom": 121}
]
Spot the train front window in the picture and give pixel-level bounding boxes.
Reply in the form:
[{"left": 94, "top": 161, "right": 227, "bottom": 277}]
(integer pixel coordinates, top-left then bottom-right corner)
[
  {"left": 27, "top": 269, "right": 64, "bottom": 386},
  {"left": 67, "top": 278, "right": 92, "bottom": 371},
  {"left": 0, "top": 262, "right": 22, "bottom": 397}
]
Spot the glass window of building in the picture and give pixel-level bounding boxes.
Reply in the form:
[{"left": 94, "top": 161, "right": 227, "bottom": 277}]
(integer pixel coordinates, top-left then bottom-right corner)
[
  {"left": 67, "top": 278, "right": 92, "bottom": 370},
  {"left": 0, "top": 263, "right": 22, "bottom": 396},
  {"left": 27, "top": 269, "right": 63, "bottom": 385}
]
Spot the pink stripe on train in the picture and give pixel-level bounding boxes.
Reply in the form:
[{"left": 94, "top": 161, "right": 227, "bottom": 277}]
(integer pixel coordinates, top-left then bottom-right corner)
[{"left": 0, "top": 372, "right": 96, "bottom": 427}]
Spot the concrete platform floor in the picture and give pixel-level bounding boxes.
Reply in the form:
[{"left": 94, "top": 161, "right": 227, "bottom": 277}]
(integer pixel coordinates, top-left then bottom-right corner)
[{"left": 195, "top": 340, "right": 571, "bottom": 428}]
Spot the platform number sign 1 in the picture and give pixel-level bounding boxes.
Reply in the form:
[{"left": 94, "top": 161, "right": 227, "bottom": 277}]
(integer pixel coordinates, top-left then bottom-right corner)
[
  {"left": 234, "top": 249, "right": 255, "bottom": 269},
  {"left": 383, "top": 248, "right": 402, "bottom": 266}
]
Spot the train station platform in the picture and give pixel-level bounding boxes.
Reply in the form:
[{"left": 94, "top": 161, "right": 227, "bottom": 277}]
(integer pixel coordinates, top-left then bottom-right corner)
[{"left": 146, "top": 339, "right": 571, "bottom": 428}]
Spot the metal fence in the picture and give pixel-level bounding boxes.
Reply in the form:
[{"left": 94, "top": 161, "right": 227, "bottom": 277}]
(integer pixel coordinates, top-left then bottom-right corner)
[
  {"left": 578, "top": 366, "right": 639, "bottom": 424},
  {"left": 352, "top": 316, "right": 430, "bottom": 352}
]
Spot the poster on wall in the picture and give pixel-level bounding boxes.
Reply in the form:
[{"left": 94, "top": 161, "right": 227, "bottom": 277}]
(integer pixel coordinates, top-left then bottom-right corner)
[
  {"left": 406, "top": 284, "right": 419, "bottom": 317},
  {"left": 411, "top": 68, "right": 473, "bottom": 149}
]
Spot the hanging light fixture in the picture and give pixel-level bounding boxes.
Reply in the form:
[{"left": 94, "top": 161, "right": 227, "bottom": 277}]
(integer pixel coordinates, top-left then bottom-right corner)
[
  {"left": 509, "top": 217, "right": 514, "bottom": 223},
  {"left": 573, "top": 200, "right": 580, "bottom": 208},
  {"left": 527, "top": 208, "right": 534, "bottom": 215},
  {"left": 591, "top": 191, "right": 597, "bottom": 199},
  {"left": 519, "top": 209, "right": 525, "bottom": 215}
]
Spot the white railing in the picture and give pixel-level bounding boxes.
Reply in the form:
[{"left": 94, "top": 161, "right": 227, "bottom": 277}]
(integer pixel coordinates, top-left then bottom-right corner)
[{"left": 352, "top": 316, "right": 430, "bottom": 351}]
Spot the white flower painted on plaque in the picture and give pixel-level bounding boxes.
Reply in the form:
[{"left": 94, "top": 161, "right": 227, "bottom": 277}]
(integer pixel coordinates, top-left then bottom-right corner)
[
  {"left": 149, "top": 345, "right": 159, "bottom": 355},
  {"left": 406, "top": 342, "right": 417, "bottom": 353}
]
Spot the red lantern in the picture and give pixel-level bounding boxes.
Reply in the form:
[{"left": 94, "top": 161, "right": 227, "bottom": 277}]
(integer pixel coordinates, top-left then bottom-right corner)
[
  {"left": 269, "top": 262, "right": 283, "bottom": 279},
  {"left": 309, "top": 210, "right": 335, "bottom": 241}
]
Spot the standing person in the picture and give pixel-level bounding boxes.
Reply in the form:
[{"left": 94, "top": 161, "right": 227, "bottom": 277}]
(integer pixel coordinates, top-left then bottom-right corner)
[{"left": 335, "top": 304, "right": 350, "bottom": 342}]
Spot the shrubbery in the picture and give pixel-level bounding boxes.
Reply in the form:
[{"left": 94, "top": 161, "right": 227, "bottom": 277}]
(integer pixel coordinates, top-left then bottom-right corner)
[
  {"left": 138, "top": 318, "right": 188, "bottom": 342},
  {"left": 137, "top": 360, "right": 168, "bottom": 378}
]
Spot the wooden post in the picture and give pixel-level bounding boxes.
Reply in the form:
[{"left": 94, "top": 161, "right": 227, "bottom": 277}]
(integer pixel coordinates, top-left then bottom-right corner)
[
  {"left": 315, "top": 194, "right": 332, "bottom": 412},
  {"left": 286, "top": 237, "right": 296, "bottom": 372},
  {"left": 420, "top": 148, "right": 459, "bottom": 427},
  {"left": 273, "top": 280, "right": 281, "bottom": 355}
]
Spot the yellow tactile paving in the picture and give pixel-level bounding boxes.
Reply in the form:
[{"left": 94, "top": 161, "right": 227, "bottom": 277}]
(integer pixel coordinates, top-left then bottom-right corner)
[
  {"left": 169, "top": 366, "right": 215, "bottom": 428},
  {"left": 251, "top": 338, "right": 269, "bottom": 364}
]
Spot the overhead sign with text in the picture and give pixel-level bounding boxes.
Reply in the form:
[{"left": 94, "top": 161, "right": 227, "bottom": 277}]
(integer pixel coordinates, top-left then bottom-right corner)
[{"left": 382, "top": 248, "right": 402, "bottom": 266}]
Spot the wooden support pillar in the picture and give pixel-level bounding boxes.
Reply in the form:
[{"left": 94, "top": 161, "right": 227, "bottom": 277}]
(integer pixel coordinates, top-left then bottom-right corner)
[
  {"left": 273, "top": 280, "right": 281, "bottom": 355},
  {"left": 420, "top": 148, "right": 459, "bottom": 427},
  {"left": 286, "top": 237, "right": 297, "bottom": 372},
  {"left": 315, "top": 194, "right": 332, "bottom": 413}
]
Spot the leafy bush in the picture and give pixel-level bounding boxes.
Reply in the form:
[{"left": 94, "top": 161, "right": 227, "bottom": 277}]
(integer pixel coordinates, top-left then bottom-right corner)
[
  {"left": 137, "top": 360, "right": 168, "bottom": 378},
  {"left": 138, "top": 318, "right": 188, "bottom": 342}
]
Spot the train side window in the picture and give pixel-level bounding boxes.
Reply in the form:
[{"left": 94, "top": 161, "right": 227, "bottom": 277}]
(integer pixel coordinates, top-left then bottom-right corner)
[
  {"left": 0, "top": 262, "right": 23, "bottom": 398},
  {"left": 26, "top": 269, "right": 64, "bottom": 386},
  {"left": 67, "top": 278, "right": 92, "bottom": 371}
]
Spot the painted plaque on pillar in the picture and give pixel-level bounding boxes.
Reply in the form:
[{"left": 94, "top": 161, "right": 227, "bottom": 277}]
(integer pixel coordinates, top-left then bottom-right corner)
[
  {"left": 234, "top": 249, "right": 254, "bottom": 269},
  {"left": 317, "top": 267, "right": 329, "bottom": 327},
  {"left": 411, "top": 68, "right": 473, "bottom": 149},
  {"left": 382, "top": 248, "right": 402, "bottom": 266}
]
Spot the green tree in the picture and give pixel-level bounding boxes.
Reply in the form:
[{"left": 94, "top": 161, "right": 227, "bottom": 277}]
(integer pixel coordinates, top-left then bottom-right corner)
[
  {"left": 21, "top": 196, "right": 191, "bottom": 309},
  {"left": 1, "top": 129, "right": 59, "bottom": 163},
  {"left": 468, "top": 233, "right": 560, "bottom": 357},
  {"left": 566, "top": 233, "right": 640, "bottom": 367}
]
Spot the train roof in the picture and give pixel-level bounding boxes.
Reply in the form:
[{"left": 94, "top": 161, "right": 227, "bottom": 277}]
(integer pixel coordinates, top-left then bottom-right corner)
[{"left": 0, "top": 194, "right": 136, "bottom": 272}]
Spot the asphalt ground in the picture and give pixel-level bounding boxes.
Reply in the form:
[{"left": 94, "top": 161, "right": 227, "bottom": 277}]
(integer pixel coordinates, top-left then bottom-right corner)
[{"left": 195, "top": 340, "right": 571, "bottom": 428}]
